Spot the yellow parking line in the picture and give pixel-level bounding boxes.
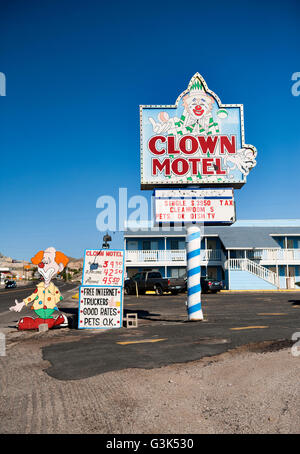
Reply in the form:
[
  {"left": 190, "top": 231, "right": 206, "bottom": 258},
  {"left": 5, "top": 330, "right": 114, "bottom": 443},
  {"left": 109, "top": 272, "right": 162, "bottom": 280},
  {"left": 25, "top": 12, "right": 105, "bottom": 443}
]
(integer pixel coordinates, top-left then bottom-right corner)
[
  {"left": 257, "top": 313, "right": 287, "bottom": 316},
  {"left": 117, "top": 338, "right": 167, "bottom": 345},
  {"left": 230, "top": 326, "right": 268, "bottom": 331}
]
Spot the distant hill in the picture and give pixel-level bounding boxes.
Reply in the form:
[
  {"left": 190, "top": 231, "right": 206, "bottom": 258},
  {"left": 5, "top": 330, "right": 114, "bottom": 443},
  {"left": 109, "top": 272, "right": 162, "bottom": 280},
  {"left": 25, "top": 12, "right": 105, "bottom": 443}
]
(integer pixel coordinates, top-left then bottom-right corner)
[
  {"left": 0, "top": 254, "right": 83, "bottom": 269},
  {"left": 68, "top": 258, "right": 83, "bottom": 270}
]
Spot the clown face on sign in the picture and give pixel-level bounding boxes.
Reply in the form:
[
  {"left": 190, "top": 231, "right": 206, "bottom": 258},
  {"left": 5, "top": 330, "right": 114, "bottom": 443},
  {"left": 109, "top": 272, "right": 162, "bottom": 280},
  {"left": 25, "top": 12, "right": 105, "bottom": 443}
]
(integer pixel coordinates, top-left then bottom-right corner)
[
  {"left": 183, "top": 91, "right": 214, "bottom": 120},
  {"left": 9, "top": 247, "right": 69, "bottom": 330},
  {"left": 148, "top": 77, "right": 219, "bottom": 137}
]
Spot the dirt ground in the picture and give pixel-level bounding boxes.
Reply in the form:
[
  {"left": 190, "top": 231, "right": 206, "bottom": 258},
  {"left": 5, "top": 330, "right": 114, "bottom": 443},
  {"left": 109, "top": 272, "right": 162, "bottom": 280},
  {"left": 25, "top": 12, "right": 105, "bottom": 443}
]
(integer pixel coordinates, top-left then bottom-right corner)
[{"left": 0, "top": 332, "right": 300, "bottom": 434}]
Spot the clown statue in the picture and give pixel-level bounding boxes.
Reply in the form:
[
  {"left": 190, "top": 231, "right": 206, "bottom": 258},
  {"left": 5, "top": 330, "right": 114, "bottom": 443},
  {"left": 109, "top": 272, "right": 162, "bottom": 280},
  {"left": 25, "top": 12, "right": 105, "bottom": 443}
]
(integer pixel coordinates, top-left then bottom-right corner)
[
  {"left": 149, "top": 77, "right": 219, "bottom": 137},
  {"left": 9, "top": 247, "right": 69, "bottom": 330}
]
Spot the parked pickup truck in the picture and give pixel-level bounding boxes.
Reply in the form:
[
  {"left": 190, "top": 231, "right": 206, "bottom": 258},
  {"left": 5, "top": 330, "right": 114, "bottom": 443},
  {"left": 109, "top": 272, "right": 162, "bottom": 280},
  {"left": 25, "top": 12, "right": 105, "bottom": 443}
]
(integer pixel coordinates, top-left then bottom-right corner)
[{"left": 124, "top": 271, "right": 186, "bottom": 296}]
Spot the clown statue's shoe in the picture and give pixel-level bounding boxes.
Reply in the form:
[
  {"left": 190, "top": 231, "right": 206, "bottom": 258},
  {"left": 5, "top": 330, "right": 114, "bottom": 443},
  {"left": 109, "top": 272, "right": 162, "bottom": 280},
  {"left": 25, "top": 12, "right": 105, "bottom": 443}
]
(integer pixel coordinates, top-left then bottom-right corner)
[
  {"left": 54, "top": 314, "right": 68, "bottom": 327},
  {"left": 18, "top": 314, "right": 68, "bottom": 330}
]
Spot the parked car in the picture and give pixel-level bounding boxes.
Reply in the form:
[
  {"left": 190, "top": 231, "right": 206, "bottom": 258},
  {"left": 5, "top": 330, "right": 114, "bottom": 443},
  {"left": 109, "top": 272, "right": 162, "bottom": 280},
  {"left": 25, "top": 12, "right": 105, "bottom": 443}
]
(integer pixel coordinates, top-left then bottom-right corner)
[
  {"left": 125, "top": 271, "right": 186, "bottom": 296},
  {"left": 5, "top": 280, "right": 17, "bottom": 289},
  {"left": 201, "top": 277, "right": 223, "bottom": 293},
  {"left": 183, "top": 276, "right": 223, "bottom": 294}
]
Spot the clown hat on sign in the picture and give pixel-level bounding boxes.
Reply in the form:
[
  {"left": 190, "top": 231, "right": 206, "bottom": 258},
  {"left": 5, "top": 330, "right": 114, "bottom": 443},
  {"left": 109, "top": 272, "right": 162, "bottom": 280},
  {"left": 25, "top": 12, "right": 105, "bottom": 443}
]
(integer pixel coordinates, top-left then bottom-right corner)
[
  {"left": 186, "top": 74, "right": 213, "bottom": 101},
  {"left": 189, "top": 76, "right": 204, "bottom": 95}
]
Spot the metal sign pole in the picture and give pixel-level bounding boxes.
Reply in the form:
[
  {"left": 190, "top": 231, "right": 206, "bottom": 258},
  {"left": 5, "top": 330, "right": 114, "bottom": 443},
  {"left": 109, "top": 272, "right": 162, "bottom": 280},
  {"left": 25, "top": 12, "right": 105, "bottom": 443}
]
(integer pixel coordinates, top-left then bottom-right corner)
[{"left": 186, "top": 224, "right": 203, "bottom": 321}]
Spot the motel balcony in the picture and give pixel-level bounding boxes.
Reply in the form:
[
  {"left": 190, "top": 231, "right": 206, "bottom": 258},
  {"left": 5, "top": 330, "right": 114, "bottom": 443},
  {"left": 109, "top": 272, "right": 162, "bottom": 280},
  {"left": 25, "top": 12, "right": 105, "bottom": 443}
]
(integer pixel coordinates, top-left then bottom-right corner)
[
  {"left": 125, "top": 249, "right": 225, "bottom": 266},
  {"left": 231, "top": 249, "right": 300, "bottom": 265}
]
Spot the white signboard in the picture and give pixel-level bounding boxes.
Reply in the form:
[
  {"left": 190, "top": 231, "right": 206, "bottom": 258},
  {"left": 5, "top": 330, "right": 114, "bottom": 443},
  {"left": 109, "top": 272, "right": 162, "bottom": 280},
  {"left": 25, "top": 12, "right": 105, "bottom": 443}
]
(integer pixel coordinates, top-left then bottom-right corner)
[
  {"left": 82, "top": 249, "right": 124, "bottom": 286},
  {"left": 154, "top": 189, "right": 235, "bottom": 224},
  {"left": 78, "top": 285, "right": 122, "bottom": 329}
]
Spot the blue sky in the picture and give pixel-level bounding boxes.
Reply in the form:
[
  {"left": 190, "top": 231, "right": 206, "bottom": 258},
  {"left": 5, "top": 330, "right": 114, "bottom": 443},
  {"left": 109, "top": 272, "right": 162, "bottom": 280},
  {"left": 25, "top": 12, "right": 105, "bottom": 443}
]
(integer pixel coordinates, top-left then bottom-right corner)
[{"left": 0, "top": 0, "right": 299, "bottom": 260}]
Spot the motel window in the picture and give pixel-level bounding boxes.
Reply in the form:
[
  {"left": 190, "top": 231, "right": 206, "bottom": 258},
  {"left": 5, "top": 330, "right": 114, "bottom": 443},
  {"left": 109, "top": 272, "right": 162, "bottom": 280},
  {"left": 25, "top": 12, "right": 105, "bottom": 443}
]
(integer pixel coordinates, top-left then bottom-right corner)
[
  {"left": 127, "top": 240, "right": 138, "bottom": 250},
  {"left": 170, "top": 267, "right": 186, "bottom": 278},
  {"left": 170, "top": 239, "right": 186, "bottom": 250},
  {"left": 143, "top": 241, "right": 151, "bottom": 250},
  {"left": 170, "top": 239, "right": 179, "bottom": 250},
  {"left": 207, "top": 239, "right": 217, "bottom": 250},
  {"left": 151, "top": 241, "right": 159, "bottom": 250},
  {"left": 143, "top": 240, "right": 159, "bottom": 250}
]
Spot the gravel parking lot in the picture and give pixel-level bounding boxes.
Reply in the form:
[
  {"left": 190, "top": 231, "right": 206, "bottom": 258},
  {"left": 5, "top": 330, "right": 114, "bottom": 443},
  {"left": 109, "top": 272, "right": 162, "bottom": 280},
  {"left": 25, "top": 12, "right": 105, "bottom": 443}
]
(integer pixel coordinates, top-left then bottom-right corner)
[{"left": 1, "top": 290, "right": 300, "bottom": 434}]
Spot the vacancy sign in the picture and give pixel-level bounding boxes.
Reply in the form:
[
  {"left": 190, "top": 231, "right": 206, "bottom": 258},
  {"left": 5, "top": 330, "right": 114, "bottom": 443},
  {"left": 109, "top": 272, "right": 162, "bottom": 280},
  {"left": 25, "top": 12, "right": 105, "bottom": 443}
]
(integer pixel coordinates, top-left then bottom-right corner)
[
  {"left": 154, "top": 189, "right": 235, "bottom": 224},
  {"left": 78, "top": 285, "right": 122, "bottom": 329},
  {"left": 82, "top": 249, "right": 124, "bottom": 286}
]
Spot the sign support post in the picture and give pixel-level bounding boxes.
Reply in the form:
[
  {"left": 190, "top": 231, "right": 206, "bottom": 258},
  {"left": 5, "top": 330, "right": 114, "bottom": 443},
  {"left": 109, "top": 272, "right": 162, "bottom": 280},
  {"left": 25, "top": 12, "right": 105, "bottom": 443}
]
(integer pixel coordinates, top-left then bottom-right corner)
[{"left": 186, "top": 224, "right": 204, "bottom": 321}]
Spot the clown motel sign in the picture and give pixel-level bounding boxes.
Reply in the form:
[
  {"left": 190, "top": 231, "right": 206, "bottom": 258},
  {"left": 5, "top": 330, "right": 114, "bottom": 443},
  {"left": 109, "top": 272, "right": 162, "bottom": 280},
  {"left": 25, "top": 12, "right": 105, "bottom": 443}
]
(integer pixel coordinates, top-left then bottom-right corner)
[
  {"left": 79, "top": 249, "right": 125, "bottom": 329},
  {"left": 78, "top": 286, "right": 122, "bottom": 329},
  {"left": 140, "top": 73, "right": 257, "bottom": 190},
  {"left": 154, "top": 189, "right": 235, "bottom": 224}
]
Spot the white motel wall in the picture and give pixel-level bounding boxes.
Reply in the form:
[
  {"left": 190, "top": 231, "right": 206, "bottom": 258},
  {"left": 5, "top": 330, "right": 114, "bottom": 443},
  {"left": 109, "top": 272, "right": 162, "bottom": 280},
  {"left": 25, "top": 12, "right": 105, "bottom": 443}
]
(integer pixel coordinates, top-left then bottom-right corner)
[{"left": 123, "top": 220, "right": 300, "bottom": 290}]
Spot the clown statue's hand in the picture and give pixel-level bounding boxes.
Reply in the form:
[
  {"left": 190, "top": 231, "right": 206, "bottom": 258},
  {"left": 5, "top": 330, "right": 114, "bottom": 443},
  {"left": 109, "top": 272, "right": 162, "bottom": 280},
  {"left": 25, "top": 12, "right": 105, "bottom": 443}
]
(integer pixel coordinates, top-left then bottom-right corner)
[{"left": 9, "top": 299, "right": 25, "bottom": 312}]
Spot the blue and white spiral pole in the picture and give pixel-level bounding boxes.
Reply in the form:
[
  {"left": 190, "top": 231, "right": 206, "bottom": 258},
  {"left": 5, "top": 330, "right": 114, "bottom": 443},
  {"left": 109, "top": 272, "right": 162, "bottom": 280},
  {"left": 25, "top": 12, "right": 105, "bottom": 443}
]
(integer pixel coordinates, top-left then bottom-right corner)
[{"left": 186, "top": 224, "right": 204, "bottom": 321}]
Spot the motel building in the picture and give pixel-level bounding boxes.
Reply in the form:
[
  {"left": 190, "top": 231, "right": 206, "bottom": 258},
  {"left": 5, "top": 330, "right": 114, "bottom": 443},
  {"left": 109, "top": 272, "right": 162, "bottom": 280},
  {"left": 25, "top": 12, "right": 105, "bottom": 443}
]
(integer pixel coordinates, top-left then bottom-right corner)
[{"left": 124, "top": 219, "right": 300, "bottom": 290}]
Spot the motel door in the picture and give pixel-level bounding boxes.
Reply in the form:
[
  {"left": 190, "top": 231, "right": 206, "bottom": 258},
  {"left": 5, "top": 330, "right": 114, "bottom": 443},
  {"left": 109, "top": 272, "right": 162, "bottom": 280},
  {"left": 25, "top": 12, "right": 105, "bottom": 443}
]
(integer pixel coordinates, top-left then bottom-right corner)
[
  {"left": 207, "top": 267, "right": 218, "bottom": 280},
  {"left": 287, "top": 266, "right": 296, "bottom": 289},
  {"left": 286, "top": 239, "right": 295, "bottom": 261}
]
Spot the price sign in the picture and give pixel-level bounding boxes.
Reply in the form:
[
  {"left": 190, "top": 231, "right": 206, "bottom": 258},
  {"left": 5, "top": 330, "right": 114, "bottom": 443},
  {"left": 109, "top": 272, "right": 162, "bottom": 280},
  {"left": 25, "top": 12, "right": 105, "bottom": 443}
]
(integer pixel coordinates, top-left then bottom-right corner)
[{"left": 82, "top": 249, "right": 124, "bottom": 286}]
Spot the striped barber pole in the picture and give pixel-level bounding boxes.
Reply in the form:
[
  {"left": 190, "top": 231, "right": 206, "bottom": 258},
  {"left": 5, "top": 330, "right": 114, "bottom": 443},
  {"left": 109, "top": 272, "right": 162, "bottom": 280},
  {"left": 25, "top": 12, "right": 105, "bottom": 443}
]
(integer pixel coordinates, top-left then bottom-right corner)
[{"left": 186, "top": 225, "right": 204, "bottom": 321}]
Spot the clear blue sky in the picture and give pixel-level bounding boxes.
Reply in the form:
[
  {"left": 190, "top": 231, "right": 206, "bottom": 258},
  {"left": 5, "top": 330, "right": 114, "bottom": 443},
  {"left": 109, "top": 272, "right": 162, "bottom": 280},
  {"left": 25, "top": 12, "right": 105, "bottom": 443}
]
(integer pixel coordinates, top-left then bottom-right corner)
[{"left": 0, "top": 0, "right": 299, "bottom": 260}]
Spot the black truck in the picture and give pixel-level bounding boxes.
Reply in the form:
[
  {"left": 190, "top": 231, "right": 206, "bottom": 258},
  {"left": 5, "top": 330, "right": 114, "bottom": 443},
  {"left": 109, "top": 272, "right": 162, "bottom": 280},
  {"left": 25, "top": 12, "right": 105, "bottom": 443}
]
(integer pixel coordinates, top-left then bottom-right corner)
[{"left": 124, "top": 271, "right": 186, "bottom": 296}]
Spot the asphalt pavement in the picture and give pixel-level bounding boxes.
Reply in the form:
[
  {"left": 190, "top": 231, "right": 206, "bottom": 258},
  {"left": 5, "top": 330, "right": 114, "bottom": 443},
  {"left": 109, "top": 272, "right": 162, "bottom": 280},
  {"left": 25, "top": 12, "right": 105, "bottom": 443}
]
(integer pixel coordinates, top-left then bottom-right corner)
[{"left": 41, "top": 290, "right": 300, "bottom": 381}]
